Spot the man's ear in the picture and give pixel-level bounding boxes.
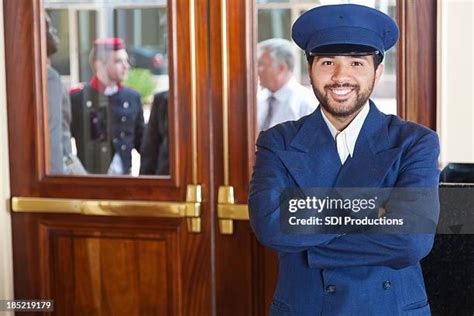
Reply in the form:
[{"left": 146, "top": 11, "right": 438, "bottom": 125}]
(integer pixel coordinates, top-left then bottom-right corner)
[
  {"left": 374, "top": 63, "right": 384, "bottom": 86},
  {"left": 93, "top": 59, "right": 103, "bottom": 72},
  {"left": 277, "top": 62, "right": 288, "bottom": 73}
]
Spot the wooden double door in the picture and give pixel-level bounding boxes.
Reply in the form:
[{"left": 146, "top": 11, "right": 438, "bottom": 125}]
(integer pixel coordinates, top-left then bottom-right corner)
[
  {"left": 4, "top": 0, "right": 436, "bottom": 315},
  {"left": 6, "top": 0, "right": 276, "bottom": 314}
]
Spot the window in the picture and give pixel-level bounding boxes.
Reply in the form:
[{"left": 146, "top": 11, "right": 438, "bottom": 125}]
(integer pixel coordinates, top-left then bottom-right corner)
[{"left": 256, "top": 0, "right": 397, "bottom": 114}]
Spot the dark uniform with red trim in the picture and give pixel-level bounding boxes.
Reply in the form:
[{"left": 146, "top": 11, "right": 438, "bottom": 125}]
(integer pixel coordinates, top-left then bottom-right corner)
[{"left": 70, "top": 77, "right": 144, "bottom": 174}]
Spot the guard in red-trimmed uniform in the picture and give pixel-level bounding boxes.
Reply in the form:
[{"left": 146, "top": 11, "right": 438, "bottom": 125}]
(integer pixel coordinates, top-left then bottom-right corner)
[{"left": 70, "top": 38, "right": 144, "bottom": 175}]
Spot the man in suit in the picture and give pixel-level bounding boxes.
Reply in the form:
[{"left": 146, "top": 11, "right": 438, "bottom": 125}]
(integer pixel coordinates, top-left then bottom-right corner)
[
  {"left": 249, "top": 4, "right": 440, "bottom": 315},
  {"left": 70, "top": 38, "right": 144, "bottom": 175},
  {"left": 139, "top": 90, "right": 169, "bottom": 175},
  {"left": 257, "top": 38, "right": 317, "bottom": 132},
  {"left": 46, "top": 13, "right": 86, "bottom": 175},
  {"left": 46, "top": 12, "right": 69, "bottom": 174}
]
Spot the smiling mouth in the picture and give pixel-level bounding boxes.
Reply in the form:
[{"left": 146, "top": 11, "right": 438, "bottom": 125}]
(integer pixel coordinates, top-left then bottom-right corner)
[
  {"left": 328, "top": 87, "right": 355, "bottom": 101},
  {"left": 331, "top": 88, "right": 353, "bottom": 96}
]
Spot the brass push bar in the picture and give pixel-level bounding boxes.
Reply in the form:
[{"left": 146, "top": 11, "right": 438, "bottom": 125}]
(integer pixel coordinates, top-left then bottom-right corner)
[
  {"left": 11, "top": 185, "right": 202, "bottom": 233},
  {"left": 217, "top": 185, "right": 249, "bottom": 234}
]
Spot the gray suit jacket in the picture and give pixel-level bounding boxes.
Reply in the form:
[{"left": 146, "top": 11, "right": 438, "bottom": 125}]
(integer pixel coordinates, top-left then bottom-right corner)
[{"left": 47, "top": 66, "right": 72, "bottom": 174}]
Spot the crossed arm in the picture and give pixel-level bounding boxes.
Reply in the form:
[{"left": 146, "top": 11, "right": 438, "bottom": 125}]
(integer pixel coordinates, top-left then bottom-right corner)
[{"left": 249, "top": 130, "right": 440, "bottom": 269}]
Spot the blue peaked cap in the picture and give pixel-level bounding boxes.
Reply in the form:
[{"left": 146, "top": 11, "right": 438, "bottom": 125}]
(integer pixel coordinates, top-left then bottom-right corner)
[{"left": 292, "top": 4, "right": 399, "bottom": 59}]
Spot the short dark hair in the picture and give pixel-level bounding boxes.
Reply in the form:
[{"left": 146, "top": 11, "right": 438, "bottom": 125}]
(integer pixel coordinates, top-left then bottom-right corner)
[
  {"left": 45, "top": 13, "right": 59, "bottom": 57},
  {"left": 306, "top": 53, "right": 383, "bottom": 70}
]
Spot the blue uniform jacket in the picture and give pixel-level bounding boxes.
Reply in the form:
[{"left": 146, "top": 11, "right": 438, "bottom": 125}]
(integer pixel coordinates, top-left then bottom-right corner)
[{"left": 249, "top": 101, "right": 440, "bottom": 316}]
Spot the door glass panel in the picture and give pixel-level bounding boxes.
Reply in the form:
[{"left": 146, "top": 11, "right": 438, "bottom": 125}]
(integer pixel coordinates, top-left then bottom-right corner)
[
  {"left": 78, "top": 10, "right": 98, "bottom": 82},
  {"left": 45, "top": 0, "right": 170, "bottom": 177},
  {"left": 255, "top": 0, "right": 397, "bottom": 134},
  {"left": 48, "top": 9, "right": 70, "bottom": 76}
]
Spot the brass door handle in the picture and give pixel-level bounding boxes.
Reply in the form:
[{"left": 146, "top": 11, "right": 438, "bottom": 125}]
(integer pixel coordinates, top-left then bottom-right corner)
[
  {"left": 11, "top": 185, "right": 202, "bottom": 233},
  {"left": 217, "top": 186, "right": 249, "bottom": 234}
]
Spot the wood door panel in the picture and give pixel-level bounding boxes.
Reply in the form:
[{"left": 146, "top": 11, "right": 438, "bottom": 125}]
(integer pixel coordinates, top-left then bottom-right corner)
[
  {"left": 216, "top": 222, "right": 278, "bottom": 316},
  {"left": 14, "top": 213, "right": 183, "bottom": 316},
  {"left": 51, "top": 235, "right": 171, "bottom": 316},
  {"left": 216, "top": 225, "right": 254, "bottom": 316}
]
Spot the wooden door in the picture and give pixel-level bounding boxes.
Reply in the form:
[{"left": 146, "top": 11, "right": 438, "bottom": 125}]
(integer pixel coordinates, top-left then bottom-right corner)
[
  {"left": 4, "top": 0, "right": 436, "bottom": 315},
  {"left": 5, "top": 0, "right": 214, "bottom": 315},
  {"left": 213, "top": 0, "right": 437, "bottom": 315}
]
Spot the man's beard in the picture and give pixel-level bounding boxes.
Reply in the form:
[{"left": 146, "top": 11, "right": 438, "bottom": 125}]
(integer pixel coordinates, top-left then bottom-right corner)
[{"left": 312, "top": 81, "right": 374, "bottom": 118}]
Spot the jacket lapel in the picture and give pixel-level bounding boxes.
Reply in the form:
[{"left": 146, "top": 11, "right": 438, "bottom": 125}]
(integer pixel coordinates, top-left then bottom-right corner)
[
  {"left": 276, "top": 108, "right": 341, "bottom": 188},
  {"left": 276, "top": 102, "right": 401, "bottom": 189},
  {"left": 334, "top": 101, "right": 401, "bottom": 188}
]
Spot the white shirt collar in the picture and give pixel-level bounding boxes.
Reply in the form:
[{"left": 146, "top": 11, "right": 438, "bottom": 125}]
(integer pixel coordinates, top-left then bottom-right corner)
[
  {"left": 104, "top": 85, "right": 119, "bottom": 96},
  {"left": 321, "top": 101, "right": 370, "bottom": 157}
]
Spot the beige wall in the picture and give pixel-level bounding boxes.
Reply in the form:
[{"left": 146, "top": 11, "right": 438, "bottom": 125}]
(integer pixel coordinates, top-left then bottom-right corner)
[
  {"left": 0, "top": 0, "right": 14, "bottom": 306},
  {"left": 438, "top": 0, "right": 474, "bottom": 165}
]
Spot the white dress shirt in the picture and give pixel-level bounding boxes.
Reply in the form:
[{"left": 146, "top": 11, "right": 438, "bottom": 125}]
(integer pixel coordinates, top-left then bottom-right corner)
[
  {"left": 257, "top": 77, "right": 317, "bottom": 132},
  {"left": 321, "top": 102, "right": 370, "bottom": 165}
]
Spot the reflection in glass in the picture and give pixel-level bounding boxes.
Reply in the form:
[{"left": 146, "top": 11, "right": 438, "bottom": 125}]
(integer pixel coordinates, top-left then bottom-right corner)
[
  {"left": 78, "top": 10, "right": 98, "bottom": 82},
  {"left": 48, "top": 10, "right": 70, "bottom": 76},
  {"left": 256, "top": 39, "right": 317, "bottom": 133},
  {"left": 256, "top": 0, "right": 397, "bottom": 117},
  {"left": 45, "top": 1, "right": 170, "bottom": 177},
  {"left": 258, "top": 9, "right": 291, "bottom": 40}
]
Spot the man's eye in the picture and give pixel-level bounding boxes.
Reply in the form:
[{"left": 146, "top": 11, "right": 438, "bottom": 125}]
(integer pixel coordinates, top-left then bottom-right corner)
[
  {"left": 321, "top": 61, "right": 333, "bottom": 66},
  {"left": 352, "top": 61, "right": 364, "bottom": 66}
]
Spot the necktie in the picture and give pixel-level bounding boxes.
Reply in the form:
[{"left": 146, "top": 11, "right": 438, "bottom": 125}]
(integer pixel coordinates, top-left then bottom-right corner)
[
  {"left": 335, "top": 131, "right": 350, "bottom": 164},
  {"left": 262, "top": 95, "right": 276, "bottom": 131}
]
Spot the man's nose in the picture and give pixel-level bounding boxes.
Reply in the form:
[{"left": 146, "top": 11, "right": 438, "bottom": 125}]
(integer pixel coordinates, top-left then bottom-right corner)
[{"left": 331, "top": 64, "right": 351, "bottom": 83}]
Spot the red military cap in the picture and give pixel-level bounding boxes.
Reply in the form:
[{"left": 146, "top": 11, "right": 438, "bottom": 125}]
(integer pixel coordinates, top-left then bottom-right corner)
[{"left": 93, "top": 38, "right": 126, "bottom": 51}]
